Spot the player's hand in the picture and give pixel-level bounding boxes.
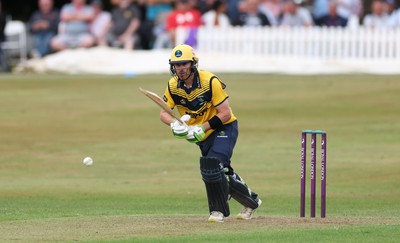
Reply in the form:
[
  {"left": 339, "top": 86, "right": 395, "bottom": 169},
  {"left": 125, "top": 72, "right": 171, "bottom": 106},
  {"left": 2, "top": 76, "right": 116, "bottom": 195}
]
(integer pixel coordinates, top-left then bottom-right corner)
[
  {"left": 186, "top": 126, "right": 198, "bottom": 143},
  {"left": 170, "top": 115, "right": 190, "bottom": 139},
  {"left": 193, "top": 125, "right": 206, "bottom": 141}
]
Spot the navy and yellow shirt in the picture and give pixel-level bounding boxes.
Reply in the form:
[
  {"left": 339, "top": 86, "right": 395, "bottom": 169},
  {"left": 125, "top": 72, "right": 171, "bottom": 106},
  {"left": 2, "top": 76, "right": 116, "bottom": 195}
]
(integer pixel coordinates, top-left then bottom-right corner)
[{"left": 163, "top": 70, "right": 237, "bottom": 140}]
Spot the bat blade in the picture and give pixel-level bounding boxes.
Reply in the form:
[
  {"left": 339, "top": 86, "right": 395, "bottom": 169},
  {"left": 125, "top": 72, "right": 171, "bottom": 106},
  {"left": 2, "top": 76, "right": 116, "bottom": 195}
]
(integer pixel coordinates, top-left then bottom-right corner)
[{"left": 139, "top": 87, "right": 183, "bottom": 123}]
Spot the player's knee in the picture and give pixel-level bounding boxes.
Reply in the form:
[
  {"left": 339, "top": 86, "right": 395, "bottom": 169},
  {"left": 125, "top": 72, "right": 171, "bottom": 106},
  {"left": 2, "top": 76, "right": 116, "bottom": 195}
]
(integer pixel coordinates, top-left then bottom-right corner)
[
  {"left": 200, "top": 156, "right": 225, "bottom": 182},
  {"left": 206, "top": 152, "right": 230, "bottom": 170}
]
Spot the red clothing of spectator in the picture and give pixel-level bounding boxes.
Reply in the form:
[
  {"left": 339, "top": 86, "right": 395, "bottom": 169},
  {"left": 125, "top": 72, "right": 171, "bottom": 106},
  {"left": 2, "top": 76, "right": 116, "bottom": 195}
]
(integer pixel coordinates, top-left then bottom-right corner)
[{"left": 165, "top": 8, "right": 203, "bottom": 31}]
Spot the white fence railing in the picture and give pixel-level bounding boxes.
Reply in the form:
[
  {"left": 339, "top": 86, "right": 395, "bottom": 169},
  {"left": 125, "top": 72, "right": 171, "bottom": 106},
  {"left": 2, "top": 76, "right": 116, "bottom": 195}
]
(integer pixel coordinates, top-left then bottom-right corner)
[{"left": 178, "top": 27, "right": 400, "bottom": 61}]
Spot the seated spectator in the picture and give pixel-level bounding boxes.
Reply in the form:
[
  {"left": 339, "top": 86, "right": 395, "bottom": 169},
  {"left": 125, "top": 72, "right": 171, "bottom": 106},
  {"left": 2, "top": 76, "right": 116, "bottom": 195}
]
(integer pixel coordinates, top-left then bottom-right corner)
[
  {"left": 0, "top": 1, "right": 7, "bottom": 71},
  {"left": 388, "top": 5, "right": 400, "bottom": 27},
  {"left": 202, "top": 0, "right": 231, "bottom": 28},
  {"left": 383, "top": 0, "right": 396, "bottom": 16},
  {"left": 259, "top": 0, "right": 283, "bottom": 25},
  {"left": 90, "top": 0, "right": 111, "bottom": 46},
  {"left": 336, "top": 0, "right": 363, "bottom": 19},
  {"left": 233, "top": 0, "right": 272, "bottom": 26},
  {"left": 152, "top": 7, "right": 173, "bottom": 49},
  {"left": 312, "top": 0, "right": 329, "bottom": 20},
  {"left": 164, "top": 0, "right": 203, "bottom": 47},
  {"left": 363, "top": 0, "right": 390, "bottom": 29},
  {"left": 51, "top": 0, "right": 95, "bottom": 51},
  {"left": 28, "top": 0, "right": 59, "bottom": 57},
  {"left": 108, "top": 0, "right": 141, "bottom": 50},
  {"left": 227, "top": 0, "right": 242, "bottom": 24},
  {"left": 140, "top": 0, "right": 173, "bottom": 49},
  {"left": 280, "top": 0, "right": 313, "bottom": 27},
  {"left": 316, "top": 0, "right": 348, "bottom": 27},
  {"left": 197, "top": 0, "right": 216, "bottom": 14}
]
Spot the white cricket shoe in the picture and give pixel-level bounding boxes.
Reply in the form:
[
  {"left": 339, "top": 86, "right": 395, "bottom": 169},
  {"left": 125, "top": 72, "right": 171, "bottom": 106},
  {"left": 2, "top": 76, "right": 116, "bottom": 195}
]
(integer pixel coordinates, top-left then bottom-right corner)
[
  {"left": 208, "top": 211, "right": 225, "bottom": 223},
  {"left": 236, "top": 198, "right": 262, "bottom": 220}
]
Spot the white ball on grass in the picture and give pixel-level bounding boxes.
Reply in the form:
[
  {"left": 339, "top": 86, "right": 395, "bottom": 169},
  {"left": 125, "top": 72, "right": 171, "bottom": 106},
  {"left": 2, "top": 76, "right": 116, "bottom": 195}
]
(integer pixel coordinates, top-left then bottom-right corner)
[{"left": 83, "top": 157, "right": 93, "bottom": 166}]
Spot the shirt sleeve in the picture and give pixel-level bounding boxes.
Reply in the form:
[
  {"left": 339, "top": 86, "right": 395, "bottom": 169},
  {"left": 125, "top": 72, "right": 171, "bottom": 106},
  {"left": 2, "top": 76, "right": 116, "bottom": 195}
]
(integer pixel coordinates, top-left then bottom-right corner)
[
  {"left": 300, "top": 8, "right": 313, "bottom": 25},
  {"left": 163, "top": 85, "right": 175, "bottom": 109},
  {"left": 60, "top": 4, "right": 71, "bottom": 19},
  {"left": 211, "top": 78, "right": 228, "bottom": 106}
]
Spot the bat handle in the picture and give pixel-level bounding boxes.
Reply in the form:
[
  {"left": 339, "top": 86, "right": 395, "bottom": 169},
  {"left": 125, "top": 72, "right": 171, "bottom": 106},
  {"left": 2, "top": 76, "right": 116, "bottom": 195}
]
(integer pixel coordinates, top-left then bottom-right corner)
[{"left": 178, "top": 115, "right": 190, "bottom": 127}]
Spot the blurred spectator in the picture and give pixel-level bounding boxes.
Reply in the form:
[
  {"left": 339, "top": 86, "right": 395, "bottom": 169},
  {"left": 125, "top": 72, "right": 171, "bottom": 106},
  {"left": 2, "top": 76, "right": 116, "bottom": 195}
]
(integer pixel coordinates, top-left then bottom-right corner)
[
  {"left": 108, "top": 0, "right": 141, "bottom": 49},
  {"left": 233, "top": 0, "right": 272, "bottom": 26},
  {"left": 51, "top": 0, "right": 95, "bottom": 51},
  {"left": 336, "top": 0, "right": 362, "bottom": 19},
  {"left": 152, "top": 9, "right": 173, "bottom": 49},
  {"left": 383, "top": 0, "right": 396, "bottom": 15},
  {"left": 197, "top": 0, "right": 216, "bottom": 14},
  {"left": 0, "top": 1, "right": 7, "bottom": 71},
  {"left": 0, "top": 2, "right": 5, "bottom": 44},
  {"left": 315, "top": 0, "right": 347, "bottom": 27},
  {"left": 363, "top": 0, "right": 390, "bottom": 29},
  {"left": 312, "top": 0, "right": 329, "bottom": 20},
  {"left": 280, "top": 0, "right": 313, "bottom": 27},
  {"left": 227, "top": 0, "right": 243, "bottom": 24},
  {"left": 90, "top": 0, "right": 111, "bottom": 46},
  {"left": 28, "top": 0, "right": 59, "bottom": 57},
  {"left": 202, "top": 0, "right": 231, "bottom": 27},
  {"left": 388, "top": 4, "right": 400, "bottom": 27},
  {"left": 164, "top": 0, "right": 203, "bottom": 47},
  {"left": 259, "top": 0, "right": 284, "bottom": 25},
  {"left": 140, "top": 0, "right": 173, "bottom": 49}
]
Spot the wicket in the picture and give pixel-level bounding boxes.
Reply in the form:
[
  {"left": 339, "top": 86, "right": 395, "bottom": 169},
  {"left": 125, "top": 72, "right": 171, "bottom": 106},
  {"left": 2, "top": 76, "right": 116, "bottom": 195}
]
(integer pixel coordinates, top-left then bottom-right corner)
[{"left": 300, "top": 130, "right": 327, "bottom": 218}]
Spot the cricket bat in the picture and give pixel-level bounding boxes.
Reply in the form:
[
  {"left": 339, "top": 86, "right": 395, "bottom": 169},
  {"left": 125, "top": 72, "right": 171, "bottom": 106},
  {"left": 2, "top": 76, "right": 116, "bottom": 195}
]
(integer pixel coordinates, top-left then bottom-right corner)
[{"left": 139, "top": 87, "right": 184, "bottom": 124}]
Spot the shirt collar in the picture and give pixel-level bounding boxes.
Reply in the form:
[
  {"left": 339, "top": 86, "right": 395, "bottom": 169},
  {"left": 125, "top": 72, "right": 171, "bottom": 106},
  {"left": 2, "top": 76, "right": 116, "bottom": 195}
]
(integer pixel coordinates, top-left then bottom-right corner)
[{"left": 177, "top": 71, "right": 201, "bottom": 90}]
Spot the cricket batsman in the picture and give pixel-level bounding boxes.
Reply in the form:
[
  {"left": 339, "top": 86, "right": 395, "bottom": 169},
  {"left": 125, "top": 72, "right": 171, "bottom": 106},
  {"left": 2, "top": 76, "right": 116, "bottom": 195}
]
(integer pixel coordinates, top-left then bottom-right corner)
[{"left": 159, "top": 44, "right": 262, "bottom": 222}]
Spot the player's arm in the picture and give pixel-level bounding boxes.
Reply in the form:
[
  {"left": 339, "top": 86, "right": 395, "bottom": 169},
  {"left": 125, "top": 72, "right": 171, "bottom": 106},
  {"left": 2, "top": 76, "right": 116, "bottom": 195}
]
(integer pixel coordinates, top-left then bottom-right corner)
[
  {"left": 203, "top": 77, "right": 231, "bottom": 132},
  {"left": 160, "top": 109, "right": 175, "bottom": 125},
  {"left": 191, "top": 78, "right": 231, "bottom": 142},
  {"left": 160, "top": 86, "right": 176, "bottom": 126},
  {"left": 191, "top": 101, "right": 230, "bottom": 141},
  {"left": 202, "top": 99, "right": 231, "bottom": 132}
]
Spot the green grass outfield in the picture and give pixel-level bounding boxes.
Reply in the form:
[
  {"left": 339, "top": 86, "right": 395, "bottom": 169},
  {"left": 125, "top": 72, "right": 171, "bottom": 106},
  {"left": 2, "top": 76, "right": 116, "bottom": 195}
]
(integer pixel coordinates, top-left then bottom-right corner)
[{"left": 0, "top": 73, "right": 399, "bottom": 242}]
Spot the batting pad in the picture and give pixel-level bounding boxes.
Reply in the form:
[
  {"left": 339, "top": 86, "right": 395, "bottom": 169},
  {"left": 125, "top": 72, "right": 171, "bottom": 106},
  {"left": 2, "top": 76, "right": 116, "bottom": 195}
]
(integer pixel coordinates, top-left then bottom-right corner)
[
  {"left": 200, "top": 157, "right": 230, "bottom": 217},
  {"left": 228, "top": 174, "right": 259, "bottom": 209}
]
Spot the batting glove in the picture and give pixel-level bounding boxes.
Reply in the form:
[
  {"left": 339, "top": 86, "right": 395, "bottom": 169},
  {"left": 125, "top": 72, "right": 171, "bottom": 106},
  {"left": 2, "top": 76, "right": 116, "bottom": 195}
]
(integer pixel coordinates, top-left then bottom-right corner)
[
  {"left": 170, "top": 115, "right": 190, "bottom": 139},
  {"left": 185, "top": 126, "right": 198, "bottom": 143},
  {"left": 193, "top": 125, "right": 206, "bottom": 142}
]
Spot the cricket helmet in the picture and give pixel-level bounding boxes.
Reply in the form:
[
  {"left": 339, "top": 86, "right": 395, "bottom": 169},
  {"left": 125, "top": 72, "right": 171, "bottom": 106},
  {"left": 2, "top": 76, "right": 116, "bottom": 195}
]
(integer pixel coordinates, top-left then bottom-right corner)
[
  {"left": 169, "top": 44, "right": 199, "bottom": 78},
  {"left": 169, "top": 44, "right": 199, "bottom": 64}
]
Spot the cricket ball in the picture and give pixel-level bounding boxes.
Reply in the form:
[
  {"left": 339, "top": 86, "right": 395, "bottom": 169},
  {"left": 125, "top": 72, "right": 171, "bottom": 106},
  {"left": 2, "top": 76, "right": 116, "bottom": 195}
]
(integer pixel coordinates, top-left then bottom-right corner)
[{"left": 83, "top": 157, "right": 93, "bottom": 166}]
